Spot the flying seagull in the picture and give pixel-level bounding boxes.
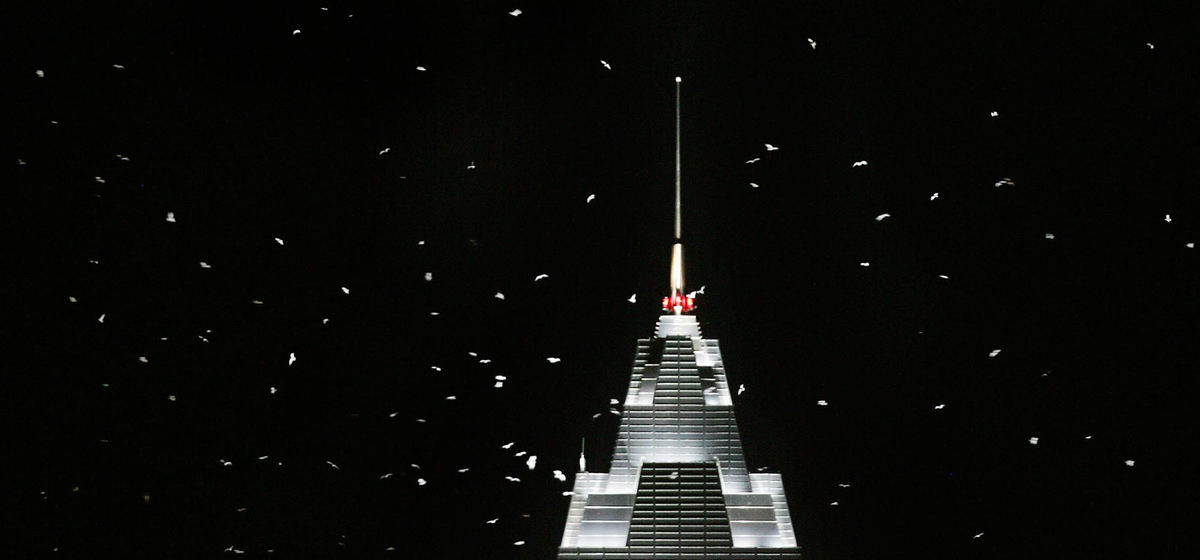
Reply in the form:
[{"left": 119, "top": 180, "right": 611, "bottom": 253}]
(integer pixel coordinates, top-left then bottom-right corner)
[
  {"left": 534, "top": 274, "right": 549, "bottom": 281},
  {"left": 600, "top": 60, "right": 611, "bottom": 70}
]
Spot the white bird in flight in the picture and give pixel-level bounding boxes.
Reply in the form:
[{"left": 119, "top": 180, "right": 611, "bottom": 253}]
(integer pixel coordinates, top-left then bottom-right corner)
[
  {"left": 875, "top": 213, "right": 891, "bottom": 221},
  {"left": 765, "top": 143, "right": 779, "bottom": 151},
  {"left": 292, "top": 29, "right": 301, "bottom": 35},
  {"left": 859, "top": 262, "right": 870, "bottom": 267},
  {"left": 817, "top": 400, "right": 828, "bottom": 406},
  {"left": 35, "top": 69, "right": 45, "bottom": 78},
  {"left": 737, "top": 384, "right": 745, "bottom": 395},
  {"left": 166, "top": 212, "right": 176, "bottom": 222},
  {"left": 600, "top": 60, "right": 611, "bottom": 70},
  {"left": 934, "top": 403, "right": 945, "bottom": 410},
  {"left": 526, "top": 456, "right": 537, "bottom": 470},
  {"left": 930, "top": 192, "right": 939, "bottom": 201},
  {"left": 416, "top": 66, "right": 426, "bottom": 71},
  {"left": 494, "top": 292, "right": 505, "bottom": 300},
  {"left": 486, "top": 518, "right": 499, "bottom": 524},
  {"left": 990, "top": 111, "right": 999, "bottom": 117},
  {"left": 627, "top": 294, "right": 636, "bottom": 303},
  {"left": 341, "top": 287, "right": 350, "bottom": 294},
  {"left": 808, "top": 38, "right": 817, "bottom": 49},
  {"left": 534, "top": 274, "right": 549, "bottom": 281},
  {"left": 750, "top": 182, "right": 759, "bottom": 188},
  {"left": 378, "top": 147, "right": 390, "bottom": 155},
  {"left": 274, "top": 237, "right": 284, "bottom": 245},
  {"left": 586, "top": 194, "right": 595, "bottom": 203},
  {"left": 989, "top": 349, "right": 1001, "bottom": 357},
  {"left": 1164, "top": 214, "right": 1172, "bottom": 223},
  {"left": 288, "top": 352, "right": 296, "bottom": 366},
  {"left": 852, "top": 160, "right": 868, "bottom": 167},
  {"left": 553, "top": 470, "right": 566, "bottom": 482},
  {"left": 509, "top": 8, "right": 522, "bottom": 16},
  {"left": 745, "top": 157, "right": 760, "bottom": 164},
  {"left": 546, "top": 357, "right": 561, "bottom": 364}
]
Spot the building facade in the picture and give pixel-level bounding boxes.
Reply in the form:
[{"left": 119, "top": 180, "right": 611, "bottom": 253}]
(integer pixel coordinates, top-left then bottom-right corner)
[{"left": 557, "top": 315, "right": 802, "bottom": 559}]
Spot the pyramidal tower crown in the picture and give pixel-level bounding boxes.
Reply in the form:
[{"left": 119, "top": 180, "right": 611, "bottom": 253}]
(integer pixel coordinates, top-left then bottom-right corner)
[{"left": 557, "top": 78, "right": 802, "bottom": 559}]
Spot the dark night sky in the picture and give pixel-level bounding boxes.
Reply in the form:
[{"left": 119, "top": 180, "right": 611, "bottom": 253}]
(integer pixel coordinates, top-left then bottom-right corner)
[{"left": 8, "top": 2, "right": 1198, "bottom": 558}]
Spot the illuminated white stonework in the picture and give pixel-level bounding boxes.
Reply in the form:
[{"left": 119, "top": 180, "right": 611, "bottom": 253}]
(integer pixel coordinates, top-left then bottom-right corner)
[{"left": 558, "top": 315, "right": 801, "bottom": 558}]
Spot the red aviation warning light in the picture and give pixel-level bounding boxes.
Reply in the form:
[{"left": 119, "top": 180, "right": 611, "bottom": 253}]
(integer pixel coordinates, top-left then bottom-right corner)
[{"left": 661, "top": 294, "right": 695, "bottom": 313}]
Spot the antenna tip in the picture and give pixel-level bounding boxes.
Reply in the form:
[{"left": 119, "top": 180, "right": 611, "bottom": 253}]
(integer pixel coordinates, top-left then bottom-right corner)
[{"left": 675, "top": 76, "right": 682, "bottom": 83}]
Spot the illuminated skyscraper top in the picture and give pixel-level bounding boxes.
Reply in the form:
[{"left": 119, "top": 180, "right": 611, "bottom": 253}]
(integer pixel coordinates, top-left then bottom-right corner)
[{"left": 557, "top": 78, "right": 801, "bottom": 560}]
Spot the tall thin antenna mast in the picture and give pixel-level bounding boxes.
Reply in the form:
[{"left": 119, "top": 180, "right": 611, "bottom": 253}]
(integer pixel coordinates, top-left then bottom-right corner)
[
  {"left": 663, "top": 76, "right": 694, "bottom": 315},
  {"left": 674, "top": 76, "right": 682, "bottom": 240}
]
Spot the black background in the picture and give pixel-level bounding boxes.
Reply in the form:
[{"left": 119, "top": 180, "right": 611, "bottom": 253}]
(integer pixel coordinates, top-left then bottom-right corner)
[{"left": 8, "top": 2, "right": 1197, "bottom": 558}]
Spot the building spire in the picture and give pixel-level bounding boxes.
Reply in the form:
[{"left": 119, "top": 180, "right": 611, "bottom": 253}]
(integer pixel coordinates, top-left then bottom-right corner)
[
  {"left": 674, "top": 76, "right": 682, "bottom": 241},
  {"left": 663, "top": 76, "right": 694, "bottom": 315}
]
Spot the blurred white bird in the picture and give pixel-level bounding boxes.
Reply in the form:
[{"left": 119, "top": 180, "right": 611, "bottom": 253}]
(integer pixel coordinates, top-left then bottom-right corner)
[
  {"left": 1125, "top": 459, "right": 1135, "bottom": 466},
  {"left": 807, "top": 38, "right": 816, "bottom": 49},
  {"left": 378, "top": 147, "right": 390, "bottom": 155},
  {"left": 509, "top": 8, "right": 522, "bottom": 16},
  {"left": 990, "top": 111, "right": 999, "bottom": 117},
  {"left": 112, "top": 64, "right": 125, "bottom": 69},
  {"left": 98, "top": 314, "right": 106, "bottom": 323},
  {"left": 852, "top": 160, "right": 868, "bottom": 167},
  {"left": 35, "top": 69, "right": 45, "bottom": 78},
  {"left": 989, "top": 349, "right": 1001, "bottom": 357},
  {"left": 600, "top": 60, "right": 611, "bottom": 70},
  {"left": 502, "top": 442, "right": 515, "bottom": 449},
  {"left": 513, "top": 541, "right": 525, "bottom": 546},
  {"left": 495, "top": 292, "right": 505, "bottom": 299},
  {"left": 628, "top": 294, "right": 636, "bottom": 303},
  {"left": 288, "top": 352, "right": 296, "bottom": 366},
  {"left": 341, "top": 287, "right": 350, "bottom": 294},
  {"left": 547, "top": 357, "right": 561, "bottom": 364},
  {"left": 274, "top": 237, "right": 284, "bottom": 245},
  {"left": 737, "top": 384, "right": 745, "bottom": 395},
  {"left": 1164, "top": 214, "right": 1172, "bottom": 223},
  {"left": 424, "top": 272, "right": 433, "bottom": 282},
  {"left": 1045, "top": 233, "right": 1056, "bottom": 239},
  {"left": 765, "top": 143, "right": 779, "bottom": 151},
  {"left": 505, "top": 476, "right": 521, "bottom": 482},
  {"left": 859, "top": 262, "right": 870, "bottom": 267},
  {"left": 974, "top": 533, "right": 984, "bottom": 539},
  {"left": 745, "top": 157, "right": 760, "bottom": 164},
  {"left": 994, "top": 178, "right": 1014, "bottom": 187},
  {"left": 1028, "top": 437, "right": 1039, "bottom": 445},
  {"left": 938, "top": 275, "right": 949, "bottom": 279},
  {"left": 416, "top": 66, "right": 426, "bottom": 71},
  {"left": 199, "top": 262, "right": 211, "bottom": 268},
  {"left": 750, "top": 182, "right": 759, "bottom": 188},
  {"left": 1146, "top": 43, "right": 1154, "bottom": 50},
  {"left": 934, "top": 404, "right": 945, "bottom": 410},
  {"left": 930, "top": 192, "right": 939, "bottom": 201},
  {"left": 292, "top": 29, "right": 301, "bottom": 35},
  {"left": 526, "top": 456, "right": 537, "bottom": 470},
  {"left": 553, "top": 470, "right": 566, "bottom": 482},
  {"left": 486, "top": 518, "right": 499, "bottom": 524},
  {"left": 534, "top": 274, "right": 549, "bottom": 281},
  {"left": 586, "top": 194, "right": 595, "bottom": 203},
  {"left": 326, "top": 460, "right": 339, "bottom": 470},
  {"left": 166, "top": 212, "right": 176, "bottom": 222},
  {"left": 875, "top": 213, "right": 891, "bottom": 221},
  {"left": 817, "top": 400, "right": 828, "bottom": 406},
  {"left": 417, "top": 478, "right": 427, "bottom": 485}
]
